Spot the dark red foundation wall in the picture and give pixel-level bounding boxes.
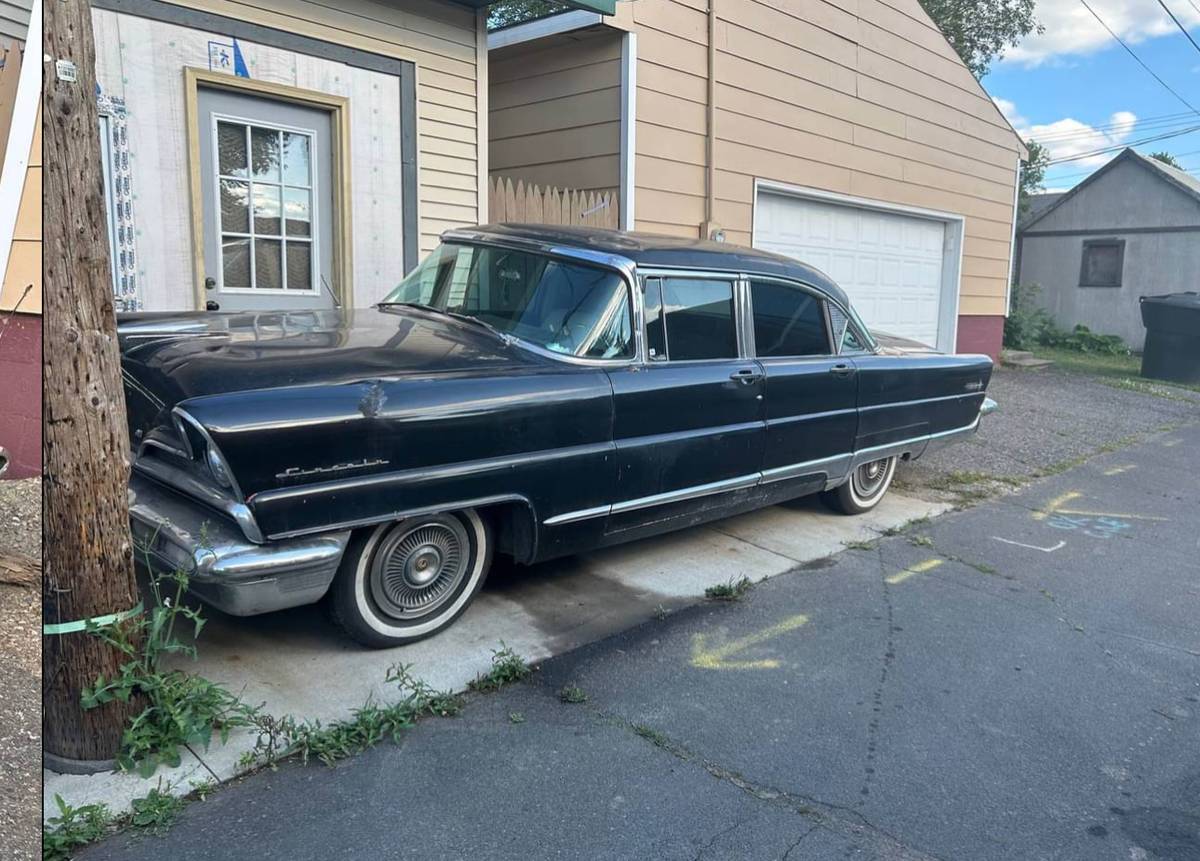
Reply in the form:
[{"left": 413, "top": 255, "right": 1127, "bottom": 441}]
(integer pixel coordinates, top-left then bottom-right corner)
[
  {"left": 0, "top": 312, "right": 41, "bottom": 479},
  {"left": 956, "top": 315, "right": 1003, "bottom": 364}
]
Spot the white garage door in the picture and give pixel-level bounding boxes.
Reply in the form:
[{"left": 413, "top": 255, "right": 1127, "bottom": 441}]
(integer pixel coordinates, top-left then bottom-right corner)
[{"left": 754, "top": 191, "right": 948, "bottom": 347}]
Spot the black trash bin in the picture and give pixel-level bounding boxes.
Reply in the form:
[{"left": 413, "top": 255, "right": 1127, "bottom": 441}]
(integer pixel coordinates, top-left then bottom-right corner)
[{"left": 1140, "top": 292, "right": 1200, "bottom": 384}]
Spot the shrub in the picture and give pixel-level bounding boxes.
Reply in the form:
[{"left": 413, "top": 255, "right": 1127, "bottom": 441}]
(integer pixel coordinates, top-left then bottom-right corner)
[{"left": 1004, "top": 283, "right": 1129, "bottom": 356}]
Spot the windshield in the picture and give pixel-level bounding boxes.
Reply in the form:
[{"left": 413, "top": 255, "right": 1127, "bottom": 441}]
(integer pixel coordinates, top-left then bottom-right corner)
[{"left": 382, "top": 243, "right": 634, "bottom": 360}]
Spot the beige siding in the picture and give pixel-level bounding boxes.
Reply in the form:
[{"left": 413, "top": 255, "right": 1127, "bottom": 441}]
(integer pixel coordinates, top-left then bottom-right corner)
[
  {"left": 0, "top": 102, "right": 38, "bottom": 314},
  {"left": 161, "top": 0, "right": 481, "bottom": 256},
  {"left": 488, "top": 28, "right": 623, "bottom": 194},
  {"left": 627, "top": 0, "right": 1021, "bottom": 317}
]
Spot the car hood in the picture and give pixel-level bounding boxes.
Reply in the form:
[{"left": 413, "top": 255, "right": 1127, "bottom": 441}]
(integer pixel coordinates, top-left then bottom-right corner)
[{"left": 119, "top": 306, "right": 544, "bottom": 410}]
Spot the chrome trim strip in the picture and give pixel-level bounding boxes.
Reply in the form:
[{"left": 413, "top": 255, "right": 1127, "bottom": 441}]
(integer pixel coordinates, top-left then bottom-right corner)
[
  {"left": 542, "top": 414, "right": 986, "bottom": 525},
  {"left": 760, "top": 452, "right": 851, "bottom": 484},
  {"left": 252, "top": 441, "right": 615, "bottom": 506},
  {"left": 765, "top": 406, "right": 856, "bottom": 428},
  {"left": 616, "top": 420, "right": 763, "bottom": 451},
  {"left": 858, "top": 391, "right": 983, "bottom": 412},
  {"left": 543, "top": 504, "right": 612, "bottom": 526},
  {"left": 609, "top": 473, "right": 760, "bottom": 515},
  {"left": 173, "top": 407, "right": 248, "bottom": 502}
]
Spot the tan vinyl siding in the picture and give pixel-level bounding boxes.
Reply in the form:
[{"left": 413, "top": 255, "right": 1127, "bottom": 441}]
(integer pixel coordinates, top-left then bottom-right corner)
[
  {"left": 162, "top": 0, "right": 481, "bottom": 254},
  {"left": 1, "top": 103, "right": 39, "bottom": 314},
  {"left": 489, "top": 28, "right": 623, "bottom": 194},
  {"left": 627, "top": 0, "right": 1021, "bottom": 316}
]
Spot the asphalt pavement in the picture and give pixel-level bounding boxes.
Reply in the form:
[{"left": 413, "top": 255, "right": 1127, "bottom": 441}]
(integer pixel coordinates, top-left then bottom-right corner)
[{"left": 81, "top": 422, "right": 1200, "bottom": 861}]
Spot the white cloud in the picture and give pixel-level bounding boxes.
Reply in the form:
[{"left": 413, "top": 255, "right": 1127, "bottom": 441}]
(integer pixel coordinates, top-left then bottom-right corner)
[
  {"left": 1002, "top": 0, "right": 1200, "bottom": 67},
  {"left": 993, "top": 97, "right": 1139, "bottom": 167}
]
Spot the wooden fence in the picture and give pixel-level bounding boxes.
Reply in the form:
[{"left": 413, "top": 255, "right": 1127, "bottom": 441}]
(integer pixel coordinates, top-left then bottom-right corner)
[{"left": 488, "top": 176, "right": 619, "bottom": 229}]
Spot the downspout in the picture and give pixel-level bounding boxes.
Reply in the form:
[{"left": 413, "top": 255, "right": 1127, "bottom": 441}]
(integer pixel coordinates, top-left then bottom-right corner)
[{"left": 703, "top": 0, "right": 717, "bottom": 240}]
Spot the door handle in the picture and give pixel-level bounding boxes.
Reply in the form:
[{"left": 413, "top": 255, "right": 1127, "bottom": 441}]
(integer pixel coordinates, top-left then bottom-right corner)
[
  {"left": 206, "top": 300, "right": 221, "bottom": 311},
  {"left": 729, "top": 368, "right": 763, "bottom": 383},
  {"left": 829, "top": 363, "right": 855, "bottom": 377}
]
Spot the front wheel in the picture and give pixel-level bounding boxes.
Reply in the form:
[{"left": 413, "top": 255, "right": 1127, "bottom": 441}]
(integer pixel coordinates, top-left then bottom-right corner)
[
  {"left": 821, "top": 456, "right": 897, "bottom": 515},
  {"left": 327, "top": 510, "right": 492, "bottom": 648}
]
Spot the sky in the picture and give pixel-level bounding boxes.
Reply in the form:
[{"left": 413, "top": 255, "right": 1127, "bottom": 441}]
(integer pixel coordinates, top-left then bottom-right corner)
[{"left": 980, "top": 0, "right": 1200, "bottom": 192}]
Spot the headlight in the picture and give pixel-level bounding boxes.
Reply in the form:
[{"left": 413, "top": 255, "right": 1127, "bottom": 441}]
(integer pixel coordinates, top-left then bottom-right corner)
[{"left": 206, "top": 446, "right": 233, "bottom": 489}]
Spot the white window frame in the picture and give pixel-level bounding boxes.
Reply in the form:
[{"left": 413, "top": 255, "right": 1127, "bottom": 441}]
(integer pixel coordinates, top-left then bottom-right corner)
[{"left": 209, "top": 112, "right": 321, "bottom": 296}]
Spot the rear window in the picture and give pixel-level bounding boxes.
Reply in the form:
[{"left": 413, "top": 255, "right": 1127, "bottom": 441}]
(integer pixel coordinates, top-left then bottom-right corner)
[{"left": 750, "top": 281, "right": 829, "bottom": 357}]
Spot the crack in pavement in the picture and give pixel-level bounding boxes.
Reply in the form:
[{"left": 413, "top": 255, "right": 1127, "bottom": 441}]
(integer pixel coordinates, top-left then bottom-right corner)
[
  {"left": 859, "top": 546, "right": 897, "bottom": 809},
  {"left": 780, "top": 823, "right": 820, "bottom": 860},
  {"left": 692, "top": 811, "right": 758, "bottom": 860},
  {"left": 587, "top": 707, "right": 946, "bottom": 861}
]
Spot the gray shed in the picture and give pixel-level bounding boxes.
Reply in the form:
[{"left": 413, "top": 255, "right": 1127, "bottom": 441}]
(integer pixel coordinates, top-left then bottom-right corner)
[{"left": 1016, "top": 148, "right": 1200, "bottom": 350}]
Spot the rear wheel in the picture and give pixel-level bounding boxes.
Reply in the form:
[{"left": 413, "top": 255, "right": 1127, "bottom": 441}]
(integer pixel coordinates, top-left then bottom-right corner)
[
  {"left": 327, "top": 510, "right": 491, "bottom": 648},
  {"left": 821, "top": 456, "right": 897, "bottom": 515}
]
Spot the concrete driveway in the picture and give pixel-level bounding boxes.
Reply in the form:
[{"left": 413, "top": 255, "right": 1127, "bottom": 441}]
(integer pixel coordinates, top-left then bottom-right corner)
[{"left": 79, "top": 421, "right": 1200, "bottom": 860}]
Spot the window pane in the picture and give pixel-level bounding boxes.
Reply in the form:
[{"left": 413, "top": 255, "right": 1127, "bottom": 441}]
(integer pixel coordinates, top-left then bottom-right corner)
[
  {"left": 643, "top": 279, "right": 666, "bottom": 360},
  {"left": 252, "top": 184, "right": 282, "bottom": 235},
  {"left": 222, "top": 237, "right": 251, "bottom": 288},
  {"left": 220, "top": 180, "right": 249, "bottom": 234},
  {"left": 251, "top": 127, "right": 281, "bottom": 182},
  {"left": 751, "top": 281, "right": 829, "bottom": 357},
  {"left": 255, "top": 239, "right": 282, "bottom": 290},
  {"left": 286, "top": 242, "right": 312, "bottom": 291},
  {"left": 1082, "top": 242, "right": 1121, "bottom": 286},
  {"left": 217, "top": 122, "right": 247, "bottom": 177},
  {"left": 283, "top": 188, "right": 312, "bottom": 236},
  {"left": 661, "top": 278, "right": 737, "bottom": 360},
  {"left": 283, "top": 133, "right": 311, "bottom": 186}
]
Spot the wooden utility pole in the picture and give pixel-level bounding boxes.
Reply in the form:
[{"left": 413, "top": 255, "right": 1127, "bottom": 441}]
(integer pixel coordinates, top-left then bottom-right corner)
[{"left": 43, "top": 0, "right": 143, "bottom": 764}]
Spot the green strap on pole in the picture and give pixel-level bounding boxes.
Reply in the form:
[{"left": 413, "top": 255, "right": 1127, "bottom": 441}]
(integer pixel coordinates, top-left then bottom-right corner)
[{"left": 43, "top": 601, "right": 144, "bottom": 635}]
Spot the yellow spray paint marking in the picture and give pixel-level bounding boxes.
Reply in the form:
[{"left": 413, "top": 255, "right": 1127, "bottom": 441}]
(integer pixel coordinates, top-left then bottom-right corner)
[
  {"left": 1033, "top": 488, "right": 1166, "bottom": 522},
  {"left": 1033, "top": 491, "right": 1082, "bottom": 520},
  {"left": 885, "top": 558, "right": 943, "bottom": 585},
  {"left": 1103, "top": 465, "right": 1135, "bottom": 476},
  {"left": 690, "top": 613, "right": 808, "bottom": 670}
]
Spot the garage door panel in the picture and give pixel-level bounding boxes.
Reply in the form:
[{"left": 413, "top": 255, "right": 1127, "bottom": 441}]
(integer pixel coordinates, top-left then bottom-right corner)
[{"left": 755, "top": 191, "right": 947, "bottom": 347}]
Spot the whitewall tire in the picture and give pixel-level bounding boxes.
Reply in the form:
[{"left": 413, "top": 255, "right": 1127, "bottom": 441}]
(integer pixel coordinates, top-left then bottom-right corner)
[
  {"left": 822, "top": 456, "right": 897, "bottom": 516},
  {"left": 327, "top": 509, "right": 492, "bottom": 648}
]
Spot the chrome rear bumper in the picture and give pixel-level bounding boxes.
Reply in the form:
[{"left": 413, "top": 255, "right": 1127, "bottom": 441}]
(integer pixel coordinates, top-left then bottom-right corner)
[{"left": 129, "top": 473, "right": 351, "bottom": 616}]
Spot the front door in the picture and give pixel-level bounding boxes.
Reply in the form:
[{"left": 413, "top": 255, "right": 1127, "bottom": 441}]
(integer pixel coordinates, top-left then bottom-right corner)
[
  {"left": 605, "top": 275, "right": 766, "bottom": 535},
  {"left": 197, "top": 87, "right": 335, "bottom": 311}
]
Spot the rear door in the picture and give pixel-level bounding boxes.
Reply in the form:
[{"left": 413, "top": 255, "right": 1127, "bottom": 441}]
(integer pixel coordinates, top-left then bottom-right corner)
[
  {"left": 604, "top": 274, "right": 765, "bottom": 534},
  {"left": 748, "top": 279, "right": 858, "bottom": 493}
]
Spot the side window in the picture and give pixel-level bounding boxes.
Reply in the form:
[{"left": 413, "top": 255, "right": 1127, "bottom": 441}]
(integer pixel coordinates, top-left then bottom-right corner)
[
  {"left": 827, "top": 303, "right": 870, "bottom": 354},
  {"left": 750, "top": 280, "right": 829, "bottom": 357},
  {"left": 643, "top": 278, "right": 667, "bottom": 360},
  {"left": 660, "top": 278, "right": 738, "bottom": 360}
]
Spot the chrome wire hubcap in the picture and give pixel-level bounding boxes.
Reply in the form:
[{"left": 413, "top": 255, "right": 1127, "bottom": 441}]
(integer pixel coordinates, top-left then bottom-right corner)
[
  {"left": 369, "top": 519, "right": 469, "bottom": 619},
  {"left": 852, "top": 458, "right": 891, "bottom": 499}
]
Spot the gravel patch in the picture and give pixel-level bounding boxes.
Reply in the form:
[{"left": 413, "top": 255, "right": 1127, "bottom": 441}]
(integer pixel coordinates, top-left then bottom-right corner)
[
  {"left": 0, "top": 477, "right": 39, "bottom": 861},
  {"left": 896, "top": 365, "right": 1200, "bottom": 503}
]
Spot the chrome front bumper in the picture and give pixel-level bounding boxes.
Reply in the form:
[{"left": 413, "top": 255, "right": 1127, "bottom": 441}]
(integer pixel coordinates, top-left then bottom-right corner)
[{"left": 128, "top": 473, "right": 351, "bottom": 616}]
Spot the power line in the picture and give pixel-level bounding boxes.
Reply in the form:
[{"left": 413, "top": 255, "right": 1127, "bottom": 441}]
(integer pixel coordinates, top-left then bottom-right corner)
[
  {"left": 1079, "top": 0, "right": 1200, "bottom": 115},
  {"left": 1046, "top": 124, "right": 1200, "bottom": 164},
  {"left": 1154, "top": 0, "right": 1200, "bottom": 56},
  {"left": 1028, "top": 113, "right": 1199, "bottom": 145}
]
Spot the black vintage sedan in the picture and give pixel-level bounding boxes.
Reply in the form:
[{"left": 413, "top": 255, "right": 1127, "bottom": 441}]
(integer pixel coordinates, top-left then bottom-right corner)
[{"left": 120, "top": 225, "right": 996, "bottom": 647}]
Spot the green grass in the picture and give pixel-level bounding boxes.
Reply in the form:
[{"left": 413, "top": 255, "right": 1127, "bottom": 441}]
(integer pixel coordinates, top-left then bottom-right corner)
[
  {"left": 704, "top": 575, "right": 753, "bottom": 601},
  {"left": 467, "top": 644, "right": 532, "bottom": 693},
  {"left": 1031, "top": 347, "right": 1200, "bottom": 395},
  {"left": 559, "top": 684, "right": 588, "bottom": 704}
]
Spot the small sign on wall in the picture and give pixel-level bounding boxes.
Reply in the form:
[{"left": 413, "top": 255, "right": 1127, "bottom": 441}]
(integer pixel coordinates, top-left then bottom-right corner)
[{"left": 207, "top": 41, "right": 234, "bottom": 72}]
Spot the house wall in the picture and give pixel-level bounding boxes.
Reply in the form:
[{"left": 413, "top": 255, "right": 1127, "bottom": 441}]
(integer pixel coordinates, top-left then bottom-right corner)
[
  {"left": 0, "top": 103, "right": 40, "bottom": 479},
  {"left": 92, "top": 0, "right": 481, "bottom": 311},
  {"left": 1017, "top": 160, "right": 1200, "bottom": 351},
  {"left": 621, "top": 0, "right": 1022, "bottom": 350},
  {"left": 489, "top": 28, "right": 623, "bottom": 194}
]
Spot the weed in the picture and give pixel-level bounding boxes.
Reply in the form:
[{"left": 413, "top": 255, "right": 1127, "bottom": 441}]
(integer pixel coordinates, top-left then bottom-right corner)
[
  {"left": 559, "top": 684, "right": 588, "bottom": 704},
  {"left": 704, "top": 576, "right": 752, "bottom": 601},
  {"left": 81, "top": 546, "right": 260, "bottom": 777},
  {"left": 128, "top": 782, "right": 184, "bottom": 833},
  {"left": 468, "top": 643, "right": 532, "bottom": 693},
  {"left": 653, "top": 603, "right": 670, "bottom": 621},
  {"left": 633, "top": 724, "right": 669, "bottom": 747},
  {"left": 43, "top": 795, "right": 112, "bottom": 861},
  {"left": 843, "top": 539, "right": 878, "bottom": 552},
  {"left": 908, "top": 535, "right": 934, "bottom": 548},
  {"left": 508, "top": 712, "right": 526, "bottom": 724},
  {"left": 386, "top": 663, "right": 463, "bottom": 717}
]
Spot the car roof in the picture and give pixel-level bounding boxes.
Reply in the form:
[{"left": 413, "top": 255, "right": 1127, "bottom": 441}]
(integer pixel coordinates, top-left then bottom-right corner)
[{"left": 446, "top": 224, "right": 850, "bottom": 309}]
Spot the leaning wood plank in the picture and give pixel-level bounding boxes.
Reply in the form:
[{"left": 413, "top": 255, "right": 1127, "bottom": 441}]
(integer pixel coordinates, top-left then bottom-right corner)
[{"left": 0, "top": 553, "right": 38, "bottom": 588}]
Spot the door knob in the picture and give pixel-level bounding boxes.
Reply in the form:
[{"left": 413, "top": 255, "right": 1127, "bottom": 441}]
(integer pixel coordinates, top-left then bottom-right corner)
[
  {"left": 206, "top": 300, "right": 220, "bottom": 311},
  {"left": 829, "top": 363, "right": 855, "bottom": 377},
  {"left": 204, "top": 276, "right": 216, "bottom": 291},
  {"left": 729, "top": 368, "right": 763, "bottom": 383}
]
